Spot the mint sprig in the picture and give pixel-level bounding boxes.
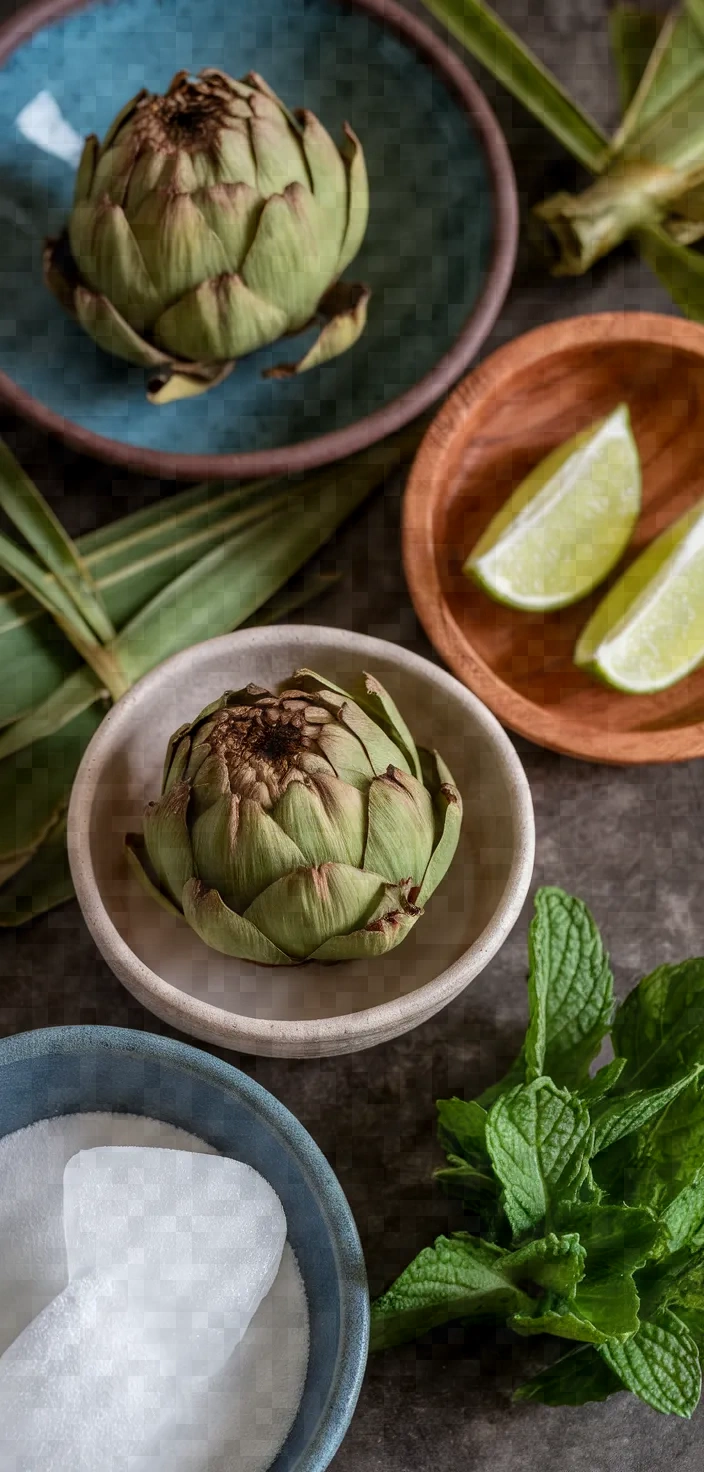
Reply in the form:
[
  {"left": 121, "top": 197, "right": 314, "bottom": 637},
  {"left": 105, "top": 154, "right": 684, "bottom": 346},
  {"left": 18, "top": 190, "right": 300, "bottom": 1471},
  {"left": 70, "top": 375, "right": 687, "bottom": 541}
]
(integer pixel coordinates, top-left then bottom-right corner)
[{"left": 370, "top": 887, "right": 704, "bottom": 1418}]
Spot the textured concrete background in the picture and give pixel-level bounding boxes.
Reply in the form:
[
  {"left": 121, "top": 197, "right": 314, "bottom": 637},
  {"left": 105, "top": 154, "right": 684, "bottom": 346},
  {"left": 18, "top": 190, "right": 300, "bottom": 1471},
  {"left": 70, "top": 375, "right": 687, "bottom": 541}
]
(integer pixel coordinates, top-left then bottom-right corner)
[{"left": 0, "top": 0, "right": 703, "bottom": 1466}]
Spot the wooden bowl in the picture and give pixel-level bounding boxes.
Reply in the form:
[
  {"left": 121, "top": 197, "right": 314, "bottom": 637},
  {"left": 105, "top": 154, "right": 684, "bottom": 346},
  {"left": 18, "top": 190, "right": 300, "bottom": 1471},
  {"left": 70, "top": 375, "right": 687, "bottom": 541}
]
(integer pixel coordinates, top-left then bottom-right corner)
[{"left": 403, "top": 312, "right": 704, "bottom": 766}]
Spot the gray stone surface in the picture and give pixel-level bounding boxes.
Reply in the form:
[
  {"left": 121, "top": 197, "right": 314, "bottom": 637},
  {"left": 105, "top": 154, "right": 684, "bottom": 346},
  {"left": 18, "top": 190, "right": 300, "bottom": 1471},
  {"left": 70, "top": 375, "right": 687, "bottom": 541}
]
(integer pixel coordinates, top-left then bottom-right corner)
[{"left": 1, "top": 0, "right": 703, "bottom": 1465}]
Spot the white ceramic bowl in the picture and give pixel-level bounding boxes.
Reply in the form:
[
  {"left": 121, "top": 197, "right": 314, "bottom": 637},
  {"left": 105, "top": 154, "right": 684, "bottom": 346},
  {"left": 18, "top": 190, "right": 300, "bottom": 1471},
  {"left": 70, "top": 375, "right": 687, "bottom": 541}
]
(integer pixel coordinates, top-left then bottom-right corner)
[{"left": 67, "top": 626, "right": 534, "bottom": 1057}]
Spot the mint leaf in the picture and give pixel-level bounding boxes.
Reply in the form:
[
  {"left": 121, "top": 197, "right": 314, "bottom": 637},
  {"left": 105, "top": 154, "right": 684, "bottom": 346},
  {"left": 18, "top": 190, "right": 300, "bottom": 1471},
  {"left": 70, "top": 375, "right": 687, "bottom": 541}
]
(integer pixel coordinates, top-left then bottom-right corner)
[
  {"left": 561, "top": 1204, "right": 660, "bottom": 1275},
  {"left": 436, "top": 1097, "right": 488, "bottom": 1162},
  {"left": 572, "top": 1273, "right": 640, "bottom": 1343},
  {"left": 503, "top": 1232, "right": 586, "bottom": 1296},
  {"left": 600, "top": 1309, "right": 702, "bottom": 1417},
  {"left": 514, "top": 1345, "right": 621, "bottom": 1406},
  {"left": 508, "top": 1211, "right": 650, "bottom": 1347},
  {"left": 532, "top": 1204, "right": 661, "bottom": 1345},
  {"left": 369, "top": 1234, "right": 531, "bottom": 1351},
  {"left": 485, "top": 1078, "right": 593, "bottom": 1237},
  {"left": 612, "top": 959, "right": 704, "bottom": 1090},
  {"left": 510, "top": 1273, "right": 639, "bottom": 1345},
  {"left": 525, "top": 888, "right": 614, "bottom": 1087},
  {"left": 637, "top": 1244, "right": 704, "bottom": 1321},
  {"left": 478, "top": 889, "right": 614, "bottom": 1109},
  {"left": 433, "top": 1154, "right": 498, "bottom": 1206},
  {"left": 676, "top": 1306, "right": 704, "bottom": 1352},
  {"left": 581, "top": 1057, "right": 627, "bottom": 1104},
  {"left": 661, "top": 1177, "right": 704, "bottom": 1254},
  {"left": 600, "top": 1075, "right": 704, "bottom": 1212},
  {"left": 591, "top": 1067, "right": 702, "bottom": 1154}
]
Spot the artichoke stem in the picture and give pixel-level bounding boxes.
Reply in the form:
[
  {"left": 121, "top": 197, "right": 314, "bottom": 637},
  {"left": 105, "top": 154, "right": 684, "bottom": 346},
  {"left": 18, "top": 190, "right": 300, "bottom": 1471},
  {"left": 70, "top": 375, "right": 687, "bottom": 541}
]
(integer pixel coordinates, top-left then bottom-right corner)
[{"left": 534, "top": 160, "right": 686, "bottom": 275}]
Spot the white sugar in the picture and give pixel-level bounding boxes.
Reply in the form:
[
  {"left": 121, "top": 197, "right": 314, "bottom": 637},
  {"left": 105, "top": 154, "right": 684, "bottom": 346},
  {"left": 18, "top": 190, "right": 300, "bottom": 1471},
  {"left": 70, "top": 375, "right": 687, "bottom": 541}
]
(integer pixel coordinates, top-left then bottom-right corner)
[{"left": 0, "top": 1113, "right": 309, "bottom": 1470}]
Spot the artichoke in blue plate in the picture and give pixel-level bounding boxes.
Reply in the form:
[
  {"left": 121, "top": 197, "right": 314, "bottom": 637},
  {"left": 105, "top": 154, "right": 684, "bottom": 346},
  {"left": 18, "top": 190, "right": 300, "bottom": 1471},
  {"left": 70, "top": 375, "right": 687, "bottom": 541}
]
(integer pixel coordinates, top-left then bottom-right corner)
[
  {"left": 45, "top": 69, "right": 370, "bottom": 403},
  {"left": 126, "top": 670, "right": 462, "bottom": 964}
]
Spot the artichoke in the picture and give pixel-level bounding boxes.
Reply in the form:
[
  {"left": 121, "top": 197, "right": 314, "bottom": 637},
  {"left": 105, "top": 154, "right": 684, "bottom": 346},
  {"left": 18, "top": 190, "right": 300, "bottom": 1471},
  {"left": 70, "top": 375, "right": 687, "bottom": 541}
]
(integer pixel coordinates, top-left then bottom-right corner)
[
  {"left": 126, "top": 670, "right": 462, "bottom": 964},
  {"left": 44, "top": 70, "right": 370, "bottom": 404}
]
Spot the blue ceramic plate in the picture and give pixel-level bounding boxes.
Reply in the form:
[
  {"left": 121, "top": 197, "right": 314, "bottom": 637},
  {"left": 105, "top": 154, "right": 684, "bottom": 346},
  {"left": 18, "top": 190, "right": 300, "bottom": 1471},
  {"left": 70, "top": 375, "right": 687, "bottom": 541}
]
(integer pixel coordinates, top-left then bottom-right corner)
[
  {"left": 0, "top": 1024, "right": 369, "bottom": 1472},
  {"left": 0, "top": 0, "right": 516, "bottom": 477}
]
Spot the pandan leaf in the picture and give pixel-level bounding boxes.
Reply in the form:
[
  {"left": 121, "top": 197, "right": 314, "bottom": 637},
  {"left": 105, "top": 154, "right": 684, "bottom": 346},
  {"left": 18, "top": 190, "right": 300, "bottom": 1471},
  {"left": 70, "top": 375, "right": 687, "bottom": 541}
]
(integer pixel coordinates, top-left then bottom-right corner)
[
  {"left": 420, "top": 0, "right": 609, "bottom": 172},
  {"left": 0, "top": 667, "right": 103, "bottom": 763},
  {"left": 0, "top": 440, "right": 114, "bottom": 644},
  {"left": 0, "top": 706, "right": 103, "bottom": 873},
  {"left": 242, "top": 570, "right": 342, "bottom": 626},
  {"left": 0, "top": 526, "right": 126, "bottom": 700},
  {"left": 0, "top": 812, "right": 73, "bottom": 925},
  {"left": 610, "top": 11, "right": 702, "bottom": 153},
  {"left": 609, "top": 6, "right": 667, "bottom": 115},
  {"left": 638, "top": 224, "right": 704, "bottom": 322},
  {"left": 687, "top": 0, "right": 704, "bottom": 46},
  {"left": 0, "top": 478, "right": 278, "bottom": 727},
  {"left": 0, "top": 428, "right": 421, "bottom": 920},
  {"left": 116, "top": 438, "right": 416, "bottom": 686}
]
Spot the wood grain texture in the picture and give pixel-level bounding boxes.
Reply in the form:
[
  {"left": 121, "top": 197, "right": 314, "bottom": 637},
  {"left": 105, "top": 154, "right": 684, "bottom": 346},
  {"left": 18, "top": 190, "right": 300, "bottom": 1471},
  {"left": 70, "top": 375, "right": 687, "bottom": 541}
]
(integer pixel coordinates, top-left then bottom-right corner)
[{"left": 403, "top": 312, "right": 704, "bottom": 765}]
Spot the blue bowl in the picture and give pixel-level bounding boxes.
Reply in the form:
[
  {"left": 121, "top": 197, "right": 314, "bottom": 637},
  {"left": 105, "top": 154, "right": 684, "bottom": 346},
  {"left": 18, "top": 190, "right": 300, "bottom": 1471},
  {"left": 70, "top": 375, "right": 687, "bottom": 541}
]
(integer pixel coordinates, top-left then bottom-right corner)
[
  {"left": 0, "top": 0, "right": 516, "bottom": 477},
  {"left": 0, "top": 1024, "right": 369, "bottom": 1472}
]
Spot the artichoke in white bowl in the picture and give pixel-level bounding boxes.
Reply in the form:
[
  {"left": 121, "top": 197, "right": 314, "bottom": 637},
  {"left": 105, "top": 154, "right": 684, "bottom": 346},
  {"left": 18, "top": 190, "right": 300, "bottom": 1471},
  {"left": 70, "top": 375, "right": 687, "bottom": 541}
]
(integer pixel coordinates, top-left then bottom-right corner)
[
  {"left": 45, "top": 69, "right": 370, "bottom": 403},
  {"left": 126, "top": 670, "right": 462, "bottom": 963}
]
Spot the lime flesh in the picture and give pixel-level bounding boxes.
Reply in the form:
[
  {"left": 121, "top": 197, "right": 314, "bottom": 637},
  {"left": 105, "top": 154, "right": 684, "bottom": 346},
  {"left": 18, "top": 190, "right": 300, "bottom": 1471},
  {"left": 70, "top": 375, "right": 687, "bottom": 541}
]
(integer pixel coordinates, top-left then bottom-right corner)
[
  {"left": 575, "top": 496, "right": 704, "bottom": 694},
  {"left": 464, "top": 404, "right": 641, "bottom": 611}
]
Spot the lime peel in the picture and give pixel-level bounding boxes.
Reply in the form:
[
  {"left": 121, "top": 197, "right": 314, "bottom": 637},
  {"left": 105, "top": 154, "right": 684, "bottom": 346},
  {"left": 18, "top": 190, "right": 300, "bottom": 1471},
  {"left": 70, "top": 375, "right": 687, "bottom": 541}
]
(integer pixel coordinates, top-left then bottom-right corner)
[
  {"left": 463, "top": 404, "right": 641, "bottom": 612},
  {"left": 575, "top": 497, "right": 704, "bottom": 694}
]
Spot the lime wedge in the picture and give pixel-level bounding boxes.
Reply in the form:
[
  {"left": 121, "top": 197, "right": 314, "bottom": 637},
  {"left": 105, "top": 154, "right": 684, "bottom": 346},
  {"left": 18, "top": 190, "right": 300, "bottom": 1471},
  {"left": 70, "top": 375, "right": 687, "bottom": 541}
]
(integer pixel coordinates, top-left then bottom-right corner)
[
  {"left": 575, "top": 497, "right": 704, "bottom": 693},
  {"left": 464, "top": 404, "right": 641, "bottom": 610}
]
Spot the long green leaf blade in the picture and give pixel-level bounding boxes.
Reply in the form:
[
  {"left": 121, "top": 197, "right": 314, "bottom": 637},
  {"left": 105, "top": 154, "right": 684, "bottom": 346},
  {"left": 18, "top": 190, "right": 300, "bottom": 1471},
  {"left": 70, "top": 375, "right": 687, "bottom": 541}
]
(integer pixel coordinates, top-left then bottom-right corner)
[
  {"left": 0, "top": 567, "right": 342, "bottom": 765},
  {"left": 609, "top": 6, "right": 666, "bottom": 114},
  {"left": 0, "top": 706, "right": 102, "bottom": 870},
  {"left": 0, "top": 667, "right": 103, "bottom": 763},
  {"left": 0, "top": 449, "right": 404, "bottom": 729},
  {"left": 611, "top": 11, "right": 704, "bottom": 166},
  {"left": 420, "top": 0, "right": 609, "bottom": 172},
  {"left": 242, "top": 570, "right": 342, "bottom": 626},
  {"left": 0, "top": 491, "right": 278, "bottom": 724},
  {"left": 0, "top": 812, "right": 74, "bottom": 926},
  {"left": 0, "top": 526, "right": 126, "bottom": 700},
  {"left": 638, "top": 224, "right": 704, "bottom": 322},
  {"left": 0, "top": 439, "right": 115, "bottom": 644},
  {"left": 687, "top": 0, "right": 704, "bottom": 46},
  {"left": 115, "top": 433, "right": 417, "bottom": 685}
]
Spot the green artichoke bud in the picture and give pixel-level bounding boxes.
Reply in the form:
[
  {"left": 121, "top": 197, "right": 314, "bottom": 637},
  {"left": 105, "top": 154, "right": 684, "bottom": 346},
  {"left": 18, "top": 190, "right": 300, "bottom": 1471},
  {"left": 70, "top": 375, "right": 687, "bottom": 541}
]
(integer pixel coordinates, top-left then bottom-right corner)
[
  {"left": 126, "top": 669, "right": 462, "bottom": 964},
  {"left": 44, "top": 70, "right": 370, "bottom": 404}
]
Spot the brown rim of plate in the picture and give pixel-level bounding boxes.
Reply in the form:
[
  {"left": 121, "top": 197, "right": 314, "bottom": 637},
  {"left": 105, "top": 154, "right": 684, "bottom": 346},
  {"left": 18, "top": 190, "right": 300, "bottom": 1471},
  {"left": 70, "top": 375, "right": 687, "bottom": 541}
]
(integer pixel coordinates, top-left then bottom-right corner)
[
  {"left": 0, "top": 0, "right": 518, "bottom": 480},
  {"left": 402, "top": 311, "right": 704, "bottom": 767}
]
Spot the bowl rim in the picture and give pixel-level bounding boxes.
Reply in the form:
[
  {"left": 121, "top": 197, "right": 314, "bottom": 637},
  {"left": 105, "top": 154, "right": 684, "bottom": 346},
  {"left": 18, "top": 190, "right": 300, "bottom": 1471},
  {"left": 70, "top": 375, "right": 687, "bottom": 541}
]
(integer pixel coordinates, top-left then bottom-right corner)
[
  {"left": 67, "top": 624, "right": 535, "bottom": 1055},
  {"left": 0, "top": 0, "right": 518, "bottom": 480},
  {"left": 402, "top": 309, "right": 704, "bottom": 767},
  {"left": 0, "top": 1020, "right": 370, "bottom": 1472}
]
